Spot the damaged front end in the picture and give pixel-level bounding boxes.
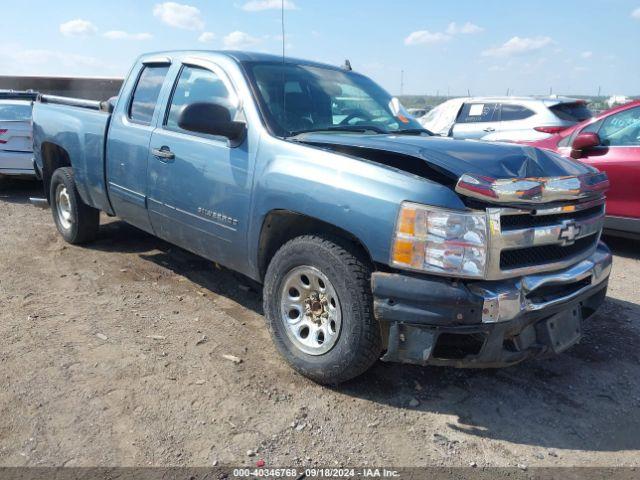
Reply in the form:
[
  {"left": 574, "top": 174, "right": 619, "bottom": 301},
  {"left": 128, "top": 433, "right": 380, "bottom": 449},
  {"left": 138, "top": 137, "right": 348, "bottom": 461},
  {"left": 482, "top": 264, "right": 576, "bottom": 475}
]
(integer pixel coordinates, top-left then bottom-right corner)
[
  {"left": 295, "top": 132, "right": 612, "bottom": 368},
  {"left": 374, "top": 169, "right": 612, "bottom": 368},
  {"left": 373, "top": 243, "right": 611, "bottom": 367}
]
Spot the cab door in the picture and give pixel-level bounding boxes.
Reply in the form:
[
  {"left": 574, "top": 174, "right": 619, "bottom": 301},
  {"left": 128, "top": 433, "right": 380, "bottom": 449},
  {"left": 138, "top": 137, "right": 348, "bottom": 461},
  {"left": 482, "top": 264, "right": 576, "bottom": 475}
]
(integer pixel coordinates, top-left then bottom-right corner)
[
  {"left": 451, "top": 102, "right": 500, "bottom": 139},
  {"left": 106, "top": 60, "right": 171, "bottom": 233},
  {"left": 146, "top": 60, "right": 253, "bottom": 271}
]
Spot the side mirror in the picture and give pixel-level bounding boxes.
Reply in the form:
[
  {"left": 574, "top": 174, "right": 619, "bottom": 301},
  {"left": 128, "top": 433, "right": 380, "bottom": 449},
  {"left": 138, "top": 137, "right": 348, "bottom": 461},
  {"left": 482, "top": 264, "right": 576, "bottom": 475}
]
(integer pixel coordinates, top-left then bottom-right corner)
[
  {"left": 570, "top": 132, "right": 600, "bottom": 158},
  {"left": 178, "top": 102, "right": 245, "bottom": 143}
]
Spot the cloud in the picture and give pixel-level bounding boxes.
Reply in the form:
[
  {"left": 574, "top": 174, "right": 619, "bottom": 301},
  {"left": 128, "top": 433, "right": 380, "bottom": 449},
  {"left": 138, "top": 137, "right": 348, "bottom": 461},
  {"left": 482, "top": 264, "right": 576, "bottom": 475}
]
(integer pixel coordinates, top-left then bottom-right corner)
[
  {"left": 59, "top": 19, "right": 97, "bottom": 37},
  {"left": 632, "top": 7, "right": 640, "bottom": 19},
  {"left": 103, "top": 31, "right": 152, "bottom": 40},
  {"left": 242, "top": 0, "right": 297, "bottom": 11},
  {"left": 0, "top": 44, "right": 105, "bottom": 76},
  {"left": 581, "top": 51, "right": 593, "bottom": 59},
  {"left": 198, "top": 32, "right": 216, "bottom": 43},
  {"left": 223, "top": 31, "right": 262, "bottom": 49},
  {"left": 404, "top": 30, "right": 450, "bottom": 46},
  {"left": 481, "top": 36, "right": 553, "bottom": 57},
  {"left": 446, "top": 22, "right": 483, "bottom": 35},
  {"left": 153, "top": 2, "right": 204, "bottom": 30}
]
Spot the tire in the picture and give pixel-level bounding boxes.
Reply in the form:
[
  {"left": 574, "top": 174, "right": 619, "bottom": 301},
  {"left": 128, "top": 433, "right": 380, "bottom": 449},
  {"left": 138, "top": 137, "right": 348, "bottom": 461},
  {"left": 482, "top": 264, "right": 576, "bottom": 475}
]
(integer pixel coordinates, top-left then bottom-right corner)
[
  {"left": 50, "top": 167, "right": 100, "bottom": 244},
  {"left": 263, "top": 235, "right": 382, "bottom": 384}
]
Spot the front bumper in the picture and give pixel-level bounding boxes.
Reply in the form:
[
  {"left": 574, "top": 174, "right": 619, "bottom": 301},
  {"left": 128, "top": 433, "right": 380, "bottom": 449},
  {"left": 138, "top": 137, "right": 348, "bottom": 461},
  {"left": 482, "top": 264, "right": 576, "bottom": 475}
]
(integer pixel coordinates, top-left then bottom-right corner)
[{"left": 372, "top": 242, "right": 612, "bottom": 367}]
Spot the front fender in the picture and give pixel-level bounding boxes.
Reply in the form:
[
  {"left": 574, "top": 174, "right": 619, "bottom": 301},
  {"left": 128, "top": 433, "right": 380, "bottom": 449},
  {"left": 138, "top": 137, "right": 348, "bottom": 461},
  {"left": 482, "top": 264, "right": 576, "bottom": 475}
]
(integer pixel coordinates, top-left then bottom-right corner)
[{"left": 248, "top": 135, "right": 465, "bottom": 275}]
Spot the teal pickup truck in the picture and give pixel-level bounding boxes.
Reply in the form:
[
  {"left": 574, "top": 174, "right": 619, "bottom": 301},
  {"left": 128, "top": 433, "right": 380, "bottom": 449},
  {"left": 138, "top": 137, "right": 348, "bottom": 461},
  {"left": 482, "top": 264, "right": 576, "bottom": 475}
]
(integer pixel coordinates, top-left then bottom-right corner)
[{"left": 32, "top": 51, "right": 611, "bottom": 384}]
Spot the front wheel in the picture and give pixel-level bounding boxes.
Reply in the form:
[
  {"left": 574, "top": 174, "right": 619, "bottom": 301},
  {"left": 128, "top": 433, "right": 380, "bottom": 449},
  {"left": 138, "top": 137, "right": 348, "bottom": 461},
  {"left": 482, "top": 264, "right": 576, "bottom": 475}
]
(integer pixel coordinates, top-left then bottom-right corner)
[
  {"left": 263, "top": 235, "right": 382, "bottom": 384},
  {"left": 50, "top": 167, "right": 100, "bottom": 244}
]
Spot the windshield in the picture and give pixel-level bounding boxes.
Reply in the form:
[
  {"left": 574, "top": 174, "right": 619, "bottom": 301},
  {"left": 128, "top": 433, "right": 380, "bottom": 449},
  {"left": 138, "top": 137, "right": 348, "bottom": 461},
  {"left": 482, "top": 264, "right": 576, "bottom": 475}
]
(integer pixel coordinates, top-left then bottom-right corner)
[
  {"left": 245, "top": 62, "right": 424, "bottom": 137},
  {"left": 0, "top": 103, "right": 32, "bottom": 121}
]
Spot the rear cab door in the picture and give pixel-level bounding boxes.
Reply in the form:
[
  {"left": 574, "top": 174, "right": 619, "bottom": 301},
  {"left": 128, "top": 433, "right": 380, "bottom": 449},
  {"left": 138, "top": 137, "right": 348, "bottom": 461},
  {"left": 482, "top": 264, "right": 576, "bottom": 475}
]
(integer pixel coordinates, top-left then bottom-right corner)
[
  {"left": 106, "top": 56, "right": 172, "bottom": 233},
  {"left": 451, "top": 102, "right": 500, "bottom": 139}
]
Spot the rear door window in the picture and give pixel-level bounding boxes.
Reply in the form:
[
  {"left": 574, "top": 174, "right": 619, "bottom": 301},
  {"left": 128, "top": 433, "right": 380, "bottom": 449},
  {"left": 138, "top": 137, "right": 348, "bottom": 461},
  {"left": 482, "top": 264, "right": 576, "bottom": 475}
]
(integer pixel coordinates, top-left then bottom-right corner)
[
  {"left": 550, "top": 102, "right": 592, "bottom": 122},
  {"left": 500, "top": 104, "right": 534, "bottom": 121},
  {"left": 129, "top": 65, "right": 170, "bottom": 124},
  {"left": 457, "top": 103, "right": 500, "bottom": 123}
]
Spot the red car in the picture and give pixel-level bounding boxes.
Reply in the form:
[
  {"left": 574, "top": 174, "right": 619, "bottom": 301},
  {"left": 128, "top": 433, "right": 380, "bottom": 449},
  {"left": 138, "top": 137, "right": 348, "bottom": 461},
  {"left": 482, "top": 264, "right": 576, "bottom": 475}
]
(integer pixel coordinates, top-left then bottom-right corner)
[{"left": 525, "top": 100, "right": 640, "bottom": 238}]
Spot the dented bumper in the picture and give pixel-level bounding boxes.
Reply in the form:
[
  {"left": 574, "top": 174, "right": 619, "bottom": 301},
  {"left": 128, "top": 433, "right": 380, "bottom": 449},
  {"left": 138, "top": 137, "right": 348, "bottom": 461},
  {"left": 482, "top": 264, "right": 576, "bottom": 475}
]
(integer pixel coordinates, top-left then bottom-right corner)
[{"left": 372, "top": 242, "right": 611, "bottom": 367}]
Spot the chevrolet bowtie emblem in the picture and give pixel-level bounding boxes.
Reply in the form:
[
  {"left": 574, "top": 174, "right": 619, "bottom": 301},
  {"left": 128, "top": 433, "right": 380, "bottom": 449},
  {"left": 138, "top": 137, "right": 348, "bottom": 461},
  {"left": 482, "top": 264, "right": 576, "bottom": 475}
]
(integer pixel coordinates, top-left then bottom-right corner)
[{"left": 558, "top": 220, "right": 581, "bottom": 246}]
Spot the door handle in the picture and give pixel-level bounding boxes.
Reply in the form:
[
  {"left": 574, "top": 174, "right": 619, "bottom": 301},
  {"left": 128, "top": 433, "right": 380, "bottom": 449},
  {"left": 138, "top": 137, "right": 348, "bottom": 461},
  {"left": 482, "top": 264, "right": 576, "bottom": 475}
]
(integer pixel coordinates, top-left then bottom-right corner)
[
  {"left": 151, "top": 146, "right": 175, "bottom": 161},
  {"left": 483, "top": 127, "right": 496, "bottom": 132}
]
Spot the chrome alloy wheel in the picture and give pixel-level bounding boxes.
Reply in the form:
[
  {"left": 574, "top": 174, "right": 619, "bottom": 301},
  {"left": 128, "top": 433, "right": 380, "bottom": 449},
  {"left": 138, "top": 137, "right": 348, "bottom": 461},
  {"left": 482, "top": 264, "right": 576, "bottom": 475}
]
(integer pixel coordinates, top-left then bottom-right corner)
[
  {"left": 55, "top": 184, "right": 73, "bottom": 230},
  {"left": 280, "top": 266, "right": 342, "bottom": 355}
]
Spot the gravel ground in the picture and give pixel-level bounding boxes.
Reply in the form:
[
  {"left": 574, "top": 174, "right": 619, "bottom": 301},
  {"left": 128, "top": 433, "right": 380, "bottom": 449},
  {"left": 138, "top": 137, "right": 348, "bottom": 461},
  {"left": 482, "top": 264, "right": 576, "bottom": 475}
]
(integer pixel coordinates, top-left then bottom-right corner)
[{"left": 1, "top": 177, "right": 639, "bottom": 469}]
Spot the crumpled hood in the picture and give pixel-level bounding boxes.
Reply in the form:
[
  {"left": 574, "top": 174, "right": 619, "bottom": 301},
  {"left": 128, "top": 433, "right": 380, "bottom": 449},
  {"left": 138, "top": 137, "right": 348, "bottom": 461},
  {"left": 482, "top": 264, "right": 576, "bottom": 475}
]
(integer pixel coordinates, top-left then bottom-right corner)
[{"left": 296, "top": 133, "right": 595, "bottom": 179}]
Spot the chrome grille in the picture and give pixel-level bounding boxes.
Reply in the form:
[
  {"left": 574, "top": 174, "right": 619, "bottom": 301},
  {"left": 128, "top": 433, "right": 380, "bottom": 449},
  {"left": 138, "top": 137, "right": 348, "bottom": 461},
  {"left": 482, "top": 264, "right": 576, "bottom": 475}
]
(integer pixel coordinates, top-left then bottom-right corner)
[
  {"left": 485, "top": 199, "right": 605, "bottom": 280},
  {"left": 500, "top": 233, "right": 599, "bottom": 270},
  {"left": 500, "top": 205, "right": 604, "bottom": 231}
]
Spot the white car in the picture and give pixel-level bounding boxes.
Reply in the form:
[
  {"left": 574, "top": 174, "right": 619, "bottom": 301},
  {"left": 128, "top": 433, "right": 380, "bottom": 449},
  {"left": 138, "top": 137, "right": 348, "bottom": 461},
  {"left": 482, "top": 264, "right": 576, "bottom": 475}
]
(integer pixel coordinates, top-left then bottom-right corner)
[
  {"left": 0, "top": 97, "right": 35, "bottom": 177},
  {"left": 419, "top": 96, "right": 592, "bottom": 142}
]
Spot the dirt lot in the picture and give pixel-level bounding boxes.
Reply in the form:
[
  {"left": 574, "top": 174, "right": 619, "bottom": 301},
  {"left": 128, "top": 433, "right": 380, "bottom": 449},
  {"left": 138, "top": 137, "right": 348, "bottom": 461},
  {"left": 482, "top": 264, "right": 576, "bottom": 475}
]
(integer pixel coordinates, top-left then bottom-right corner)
[{"left": 1, "top": 177, "right": 639, "bottom": 469}]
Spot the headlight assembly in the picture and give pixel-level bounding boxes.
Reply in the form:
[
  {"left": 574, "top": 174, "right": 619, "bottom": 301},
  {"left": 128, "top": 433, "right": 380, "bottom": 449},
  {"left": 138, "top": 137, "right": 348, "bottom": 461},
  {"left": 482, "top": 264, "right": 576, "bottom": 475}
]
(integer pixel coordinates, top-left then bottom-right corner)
[{"left": 391, "top": 202, "right": 488, "bottom": 279}]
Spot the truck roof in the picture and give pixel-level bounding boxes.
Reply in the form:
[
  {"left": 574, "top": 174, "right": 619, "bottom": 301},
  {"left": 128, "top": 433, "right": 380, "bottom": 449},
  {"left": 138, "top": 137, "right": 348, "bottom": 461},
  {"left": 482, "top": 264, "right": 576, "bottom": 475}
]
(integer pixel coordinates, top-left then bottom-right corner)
[{"left": 138, "top": 50, "right": 349, "bottom": 72}]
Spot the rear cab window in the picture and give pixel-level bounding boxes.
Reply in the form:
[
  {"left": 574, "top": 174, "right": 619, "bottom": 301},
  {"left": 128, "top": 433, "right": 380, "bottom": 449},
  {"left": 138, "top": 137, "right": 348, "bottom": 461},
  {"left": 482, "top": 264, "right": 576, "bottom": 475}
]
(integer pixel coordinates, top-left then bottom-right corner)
[
  {"left": 128, "top": 65, "right": 171, "bottom": 124},
  {"left": 457, "top": 103, "right": 499, "bottom": 123},
  {"left": 550, "top": 102, "right": 592, "bottom": 122}
]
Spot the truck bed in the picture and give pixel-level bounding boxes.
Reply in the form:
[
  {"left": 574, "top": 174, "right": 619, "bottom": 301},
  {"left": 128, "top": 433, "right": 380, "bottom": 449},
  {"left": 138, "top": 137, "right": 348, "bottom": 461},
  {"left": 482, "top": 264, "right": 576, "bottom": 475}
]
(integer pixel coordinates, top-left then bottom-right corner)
[{"left": 32, "top": 95, "right": 114, "bottom": 213}]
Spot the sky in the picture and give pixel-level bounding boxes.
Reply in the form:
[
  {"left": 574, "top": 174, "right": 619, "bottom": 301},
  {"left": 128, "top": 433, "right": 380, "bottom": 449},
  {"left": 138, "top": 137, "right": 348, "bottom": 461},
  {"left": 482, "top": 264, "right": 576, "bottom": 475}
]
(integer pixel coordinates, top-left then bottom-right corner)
[{"left": 1, "top": 0, "right": 639, "bottom": 96}]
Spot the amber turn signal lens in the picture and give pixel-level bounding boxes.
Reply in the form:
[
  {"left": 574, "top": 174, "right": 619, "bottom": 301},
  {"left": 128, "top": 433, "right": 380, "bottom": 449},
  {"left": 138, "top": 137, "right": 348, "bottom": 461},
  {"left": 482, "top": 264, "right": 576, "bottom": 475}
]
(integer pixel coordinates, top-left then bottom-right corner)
[
  {"left": 392, "top": 239, "right": 414, "bottom": 265},
  {"left": 396, "top": 207, "right": 416, "bottom": 236}
]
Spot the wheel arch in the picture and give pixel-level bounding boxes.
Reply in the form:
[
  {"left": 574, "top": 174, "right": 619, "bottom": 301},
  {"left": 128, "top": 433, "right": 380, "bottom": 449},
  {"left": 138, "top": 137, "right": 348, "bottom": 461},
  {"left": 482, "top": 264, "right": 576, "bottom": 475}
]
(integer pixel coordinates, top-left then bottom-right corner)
[
  {"left": 257, "top": 209, "right": 375, "bottom": 282},
  {"left": 40, "top": 142, "right": 72, "bottom": 202}
]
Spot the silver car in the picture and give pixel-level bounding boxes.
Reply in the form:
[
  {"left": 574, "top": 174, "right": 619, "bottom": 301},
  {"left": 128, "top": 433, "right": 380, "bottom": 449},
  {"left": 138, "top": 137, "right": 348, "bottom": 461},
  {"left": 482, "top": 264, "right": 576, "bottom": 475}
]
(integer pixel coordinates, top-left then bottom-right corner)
[
  {"left": 420, "top": 96, "right": 592, "bottom": 142},
  {"left": 0, "top": 94, "right": 35, "bottom": 177}
]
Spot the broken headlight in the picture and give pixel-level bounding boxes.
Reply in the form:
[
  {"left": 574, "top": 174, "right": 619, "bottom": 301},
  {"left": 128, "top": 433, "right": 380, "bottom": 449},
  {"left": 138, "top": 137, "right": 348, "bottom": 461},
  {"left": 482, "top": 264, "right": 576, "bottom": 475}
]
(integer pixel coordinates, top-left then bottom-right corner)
[{"left": 391, "top": 202, "right": 488, "bottom": 279}]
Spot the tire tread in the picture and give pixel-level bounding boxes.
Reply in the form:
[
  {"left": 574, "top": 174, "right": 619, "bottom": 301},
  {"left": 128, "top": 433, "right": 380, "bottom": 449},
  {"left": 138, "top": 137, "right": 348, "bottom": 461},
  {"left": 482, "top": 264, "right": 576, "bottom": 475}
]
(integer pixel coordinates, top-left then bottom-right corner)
[
  {"left": 263, "top": 234, "right": 381, "bottom": 384},
  {"left": 50, "top": 167, "right": 99, "bottom": 244}
]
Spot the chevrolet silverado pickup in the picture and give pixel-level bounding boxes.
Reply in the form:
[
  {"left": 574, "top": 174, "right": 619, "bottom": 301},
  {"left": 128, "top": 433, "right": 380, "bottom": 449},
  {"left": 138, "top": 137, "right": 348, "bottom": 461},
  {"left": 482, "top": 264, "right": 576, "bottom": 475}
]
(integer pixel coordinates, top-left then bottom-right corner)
[{"left": 32, "top": 51, "right": 612, "bottom": 384}]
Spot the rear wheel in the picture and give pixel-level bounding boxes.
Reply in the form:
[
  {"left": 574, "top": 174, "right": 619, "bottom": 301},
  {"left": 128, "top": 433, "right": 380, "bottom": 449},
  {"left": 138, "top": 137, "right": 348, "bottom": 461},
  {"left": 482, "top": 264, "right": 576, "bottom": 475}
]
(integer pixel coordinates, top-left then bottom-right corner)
[
  {"left": 263, "top": 235, "right": 382, "bottom": 384},
  {"left": 50, "top": 167, "right": 99, "bottom": 244}
]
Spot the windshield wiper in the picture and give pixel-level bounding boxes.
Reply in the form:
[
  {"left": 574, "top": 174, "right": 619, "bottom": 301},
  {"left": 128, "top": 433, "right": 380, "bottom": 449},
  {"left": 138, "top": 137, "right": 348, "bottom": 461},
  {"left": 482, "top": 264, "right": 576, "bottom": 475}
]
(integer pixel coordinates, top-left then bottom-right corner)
[
  {"left": 288, "top": 125, "right": 388, "bottom": 137},
  {"left": 393, "top": 128, "right": 433, "bottom": 136}
]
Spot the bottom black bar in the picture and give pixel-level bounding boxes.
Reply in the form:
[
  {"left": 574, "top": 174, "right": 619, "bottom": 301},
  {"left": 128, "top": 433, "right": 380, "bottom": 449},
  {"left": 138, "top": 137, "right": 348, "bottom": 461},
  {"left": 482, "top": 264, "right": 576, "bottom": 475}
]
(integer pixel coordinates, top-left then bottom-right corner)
[{"left": 0, "top": 467, "right": 638, "bottom": 480}]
